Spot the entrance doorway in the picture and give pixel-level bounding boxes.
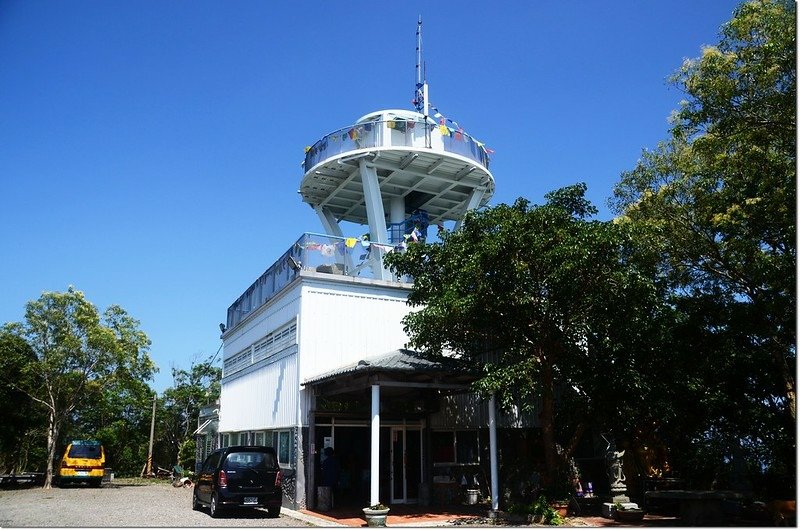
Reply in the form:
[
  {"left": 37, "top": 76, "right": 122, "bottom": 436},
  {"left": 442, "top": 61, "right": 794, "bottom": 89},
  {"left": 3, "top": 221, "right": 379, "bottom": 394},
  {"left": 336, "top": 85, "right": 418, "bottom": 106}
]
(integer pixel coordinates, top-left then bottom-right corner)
[
  {"left": 314, "top": 420, "right": 424, "bottom": 507},
  {"left": 390, "top": 427, "right": 422, "bottom": 504}
]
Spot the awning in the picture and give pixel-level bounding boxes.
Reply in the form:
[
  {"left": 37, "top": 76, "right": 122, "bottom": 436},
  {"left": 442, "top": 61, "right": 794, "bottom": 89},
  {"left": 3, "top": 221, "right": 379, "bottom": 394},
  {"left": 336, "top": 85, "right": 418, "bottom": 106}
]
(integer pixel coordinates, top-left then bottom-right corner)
[{"left": 302, "top": 348, "right": 479, "bottom": 398}]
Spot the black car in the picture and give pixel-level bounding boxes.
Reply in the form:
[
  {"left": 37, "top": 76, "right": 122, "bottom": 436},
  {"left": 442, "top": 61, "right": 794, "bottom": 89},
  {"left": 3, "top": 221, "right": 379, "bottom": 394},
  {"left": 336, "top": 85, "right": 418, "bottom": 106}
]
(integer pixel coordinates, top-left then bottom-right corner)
[{"left": 193, "top": 446, "right": 283, "bottom": 518}]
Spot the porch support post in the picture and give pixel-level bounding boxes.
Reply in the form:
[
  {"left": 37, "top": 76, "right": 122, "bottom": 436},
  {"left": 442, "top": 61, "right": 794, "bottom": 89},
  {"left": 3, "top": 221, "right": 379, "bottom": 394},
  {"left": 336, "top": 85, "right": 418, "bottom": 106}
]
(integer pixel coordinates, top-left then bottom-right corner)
[
  {"left": 489, "top": 393, "right": 499, "bottom": 512},
  {"left": 370, "top": 384, "right": 380, "bottom": 505}
]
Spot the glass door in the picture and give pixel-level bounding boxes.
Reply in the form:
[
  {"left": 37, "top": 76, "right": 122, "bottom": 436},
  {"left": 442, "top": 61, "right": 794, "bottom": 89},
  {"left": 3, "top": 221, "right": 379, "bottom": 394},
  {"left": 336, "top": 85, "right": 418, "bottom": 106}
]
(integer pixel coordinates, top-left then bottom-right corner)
[{"left": 390, "top": 427, "right": 422, "bottom": 504}]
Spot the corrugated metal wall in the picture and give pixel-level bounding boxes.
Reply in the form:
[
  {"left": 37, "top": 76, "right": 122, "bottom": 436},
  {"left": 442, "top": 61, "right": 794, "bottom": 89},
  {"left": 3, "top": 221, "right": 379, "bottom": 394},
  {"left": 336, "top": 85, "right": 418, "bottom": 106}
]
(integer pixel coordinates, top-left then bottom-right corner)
[
  {"left": 218, "top": 352, "right": 298, "bottom": 432},
  {"left": 297, "top": 280, "right": 413, "bottom": 381},
  {"left": 222, "top": 285, "right": 301, "bottom": 365},
  {"left": 429, "top": 393, "right": 540, "bottom": 429}
]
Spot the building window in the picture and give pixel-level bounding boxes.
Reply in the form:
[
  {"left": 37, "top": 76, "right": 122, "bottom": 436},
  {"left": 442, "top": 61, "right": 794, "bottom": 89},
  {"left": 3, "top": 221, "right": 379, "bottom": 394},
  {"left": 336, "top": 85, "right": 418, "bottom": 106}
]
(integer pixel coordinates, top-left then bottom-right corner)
[
  {"left": 223, "top": 320, "right": 298, "bottom": 377},
  {"left": 456, "top": 431, "right": 478, "bottom": 463},
  {"left": 253, "top": 321, "right": 297, "bottom": 363},
  {"left": 432, "top": 430, "right": 479, "bottom": 464},
  {"left": 254, "top": 431, "right": 265, "bottom": 446},
  {"left": 277, "top": 430, "right": 291, "bottom": 465},
  {"left": 432, "top": 431, "right": 455, "bottom": 463}
]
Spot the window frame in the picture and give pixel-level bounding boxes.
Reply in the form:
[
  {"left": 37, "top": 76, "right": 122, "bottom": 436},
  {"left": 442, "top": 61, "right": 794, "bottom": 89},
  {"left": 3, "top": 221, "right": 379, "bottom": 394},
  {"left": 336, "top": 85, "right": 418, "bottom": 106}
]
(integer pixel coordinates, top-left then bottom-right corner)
[{"left": 277, "top": 430, "right": 291, "bottom": 465}]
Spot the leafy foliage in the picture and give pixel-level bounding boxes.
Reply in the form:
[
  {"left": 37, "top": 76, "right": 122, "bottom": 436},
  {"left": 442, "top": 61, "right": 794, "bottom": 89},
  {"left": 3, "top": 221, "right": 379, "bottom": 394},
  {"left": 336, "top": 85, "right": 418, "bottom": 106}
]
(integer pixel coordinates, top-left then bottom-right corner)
[
  {"left": 0, "top": 330, "right": 47, "bottom": 473},
  {"left": 2, "top": 287, "right": 155, "bottom": 487},
  {"left": 156, "top": 360, "right": 220, "bottom": 469},
  {"left": 0, "top": 288, "right": 223, "bottom": 481},
  {"left": 611, "top": 0, "right": 795, "bottom": 492},
  {"left": 385, "top": 184, "right": 669, "bottom": 487}
]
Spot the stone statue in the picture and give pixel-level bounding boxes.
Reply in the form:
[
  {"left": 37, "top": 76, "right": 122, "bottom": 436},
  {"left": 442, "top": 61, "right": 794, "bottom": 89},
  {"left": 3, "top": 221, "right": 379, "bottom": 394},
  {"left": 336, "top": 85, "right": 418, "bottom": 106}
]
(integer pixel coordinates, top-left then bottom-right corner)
[
  {"left": 603, "top": 435, "right": 627, "bottom": 496},
  {"left": 607, "top": 449, "right": 626, "bottom": 489}
]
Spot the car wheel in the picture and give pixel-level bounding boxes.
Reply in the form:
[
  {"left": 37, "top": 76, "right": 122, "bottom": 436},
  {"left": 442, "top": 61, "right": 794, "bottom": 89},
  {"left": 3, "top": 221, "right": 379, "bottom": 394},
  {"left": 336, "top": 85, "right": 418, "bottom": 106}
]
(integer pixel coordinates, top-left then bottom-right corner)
[
  {"left": 192, "top": 491, "right": 201, "bottom": 511},
  {"left": 267, "top": 505, "right": 281, "bottom": 518},
  {"left": 210, "top": 493, "right": 222, "bottom": 518}
]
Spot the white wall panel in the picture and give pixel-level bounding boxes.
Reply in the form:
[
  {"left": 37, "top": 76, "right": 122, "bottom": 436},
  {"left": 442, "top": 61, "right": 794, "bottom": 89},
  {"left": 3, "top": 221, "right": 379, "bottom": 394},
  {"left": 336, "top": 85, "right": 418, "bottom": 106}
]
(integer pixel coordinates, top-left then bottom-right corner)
[
  {"left": 297, "top": 279, "right": 413, "bottom": 381},
  {"left": 223, "top": 284, "right": 301, "bottom": 369},
  {"left": 219, "top": 353, "right": 298, "bottom": 432}
]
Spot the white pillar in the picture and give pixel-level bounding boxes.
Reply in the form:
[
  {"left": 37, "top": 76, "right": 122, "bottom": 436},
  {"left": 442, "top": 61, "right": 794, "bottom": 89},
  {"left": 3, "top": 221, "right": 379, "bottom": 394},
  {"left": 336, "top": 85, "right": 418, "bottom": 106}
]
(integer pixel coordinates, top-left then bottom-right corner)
[
  {"left": 489, "top": 394, "right": 499, "bottom": 512},
  {"left": 314, "top": 207, "right": 354, "bottom": 272},
  {"left": 359, "top": 159, "right": 389, "bottom": 244},
  {"left": 359, "top": 159, "right": 389, "bottom": 280},
  {"left": 453, "top": 188, "right": 485, "bottom": 231},
  {"left": 315, "top": 207, "right": 344, "bottom": 238},
  {"left": 390, "top": 196, "right": 405, "bottom": 243},
  {"left": 370, "top": 384, "right": 381, "bottom": 505}
]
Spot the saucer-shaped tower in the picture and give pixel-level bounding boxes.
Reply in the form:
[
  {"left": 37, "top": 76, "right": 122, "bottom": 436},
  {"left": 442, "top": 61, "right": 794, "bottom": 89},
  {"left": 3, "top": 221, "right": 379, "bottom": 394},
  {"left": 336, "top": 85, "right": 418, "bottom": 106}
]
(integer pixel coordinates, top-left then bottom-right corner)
[{"left": 299, "top": 20, "right": 495, "bottom": 279}]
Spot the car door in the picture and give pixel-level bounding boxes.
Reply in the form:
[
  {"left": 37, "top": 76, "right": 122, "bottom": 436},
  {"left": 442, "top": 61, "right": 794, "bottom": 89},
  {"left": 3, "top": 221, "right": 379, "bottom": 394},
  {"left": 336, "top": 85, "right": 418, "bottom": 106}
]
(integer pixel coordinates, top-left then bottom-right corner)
[{"left": 197, "top": 451, "right": 221, "bottom": 503}]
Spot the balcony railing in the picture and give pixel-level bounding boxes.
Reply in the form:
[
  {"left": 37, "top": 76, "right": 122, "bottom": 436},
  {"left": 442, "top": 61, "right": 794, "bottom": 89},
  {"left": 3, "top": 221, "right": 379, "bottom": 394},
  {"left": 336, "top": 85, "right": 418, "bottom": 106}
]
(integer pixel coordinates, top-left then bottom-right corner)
[
  {"left": 303, "top": 118, "right": 490, "bottom": 172},
  {"left": 226, "top": 232, "right": 411, "bottom": 330}
]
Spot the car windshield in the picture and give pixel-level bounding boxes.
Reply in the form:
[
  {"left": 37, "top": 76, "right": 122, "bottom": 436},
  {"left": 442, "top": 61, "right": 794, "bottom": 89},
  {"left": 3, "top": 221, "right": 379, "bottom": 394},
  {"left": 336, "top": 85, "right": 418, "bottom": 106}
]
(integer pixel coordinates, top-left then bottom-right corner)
[
  {"left": 68, "top": 444, "right": 102, "bottom": 458},
  {"left": 224, "top": 451, "right": 276, "bottom": 470}
]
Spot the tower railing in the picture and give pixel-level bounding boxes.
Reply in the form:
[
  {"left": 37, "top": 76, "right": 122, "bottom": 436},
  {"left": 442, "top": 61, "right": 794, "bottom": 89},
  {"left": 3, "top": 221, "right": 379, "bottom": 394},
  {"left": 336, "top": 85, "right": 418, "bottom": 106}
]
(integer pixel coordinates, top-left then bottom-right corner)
[
  {"left": 303, "top": 118, "right": 490, "bottom": 172},
  {"left": 226, "top": 232, "right": 415, "bottom": 330}
]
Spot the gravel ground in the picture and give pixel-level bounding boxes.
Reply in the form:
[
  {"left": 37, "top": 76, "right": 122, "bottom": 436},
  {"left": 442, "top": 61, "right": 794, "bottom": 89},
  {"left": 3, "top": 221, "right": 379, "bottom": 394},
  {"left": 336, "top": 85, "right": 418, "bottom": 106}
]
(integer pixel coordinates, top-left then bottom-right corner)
[{"left": 0, "top": 479, "right": 313, "bottom": 527}]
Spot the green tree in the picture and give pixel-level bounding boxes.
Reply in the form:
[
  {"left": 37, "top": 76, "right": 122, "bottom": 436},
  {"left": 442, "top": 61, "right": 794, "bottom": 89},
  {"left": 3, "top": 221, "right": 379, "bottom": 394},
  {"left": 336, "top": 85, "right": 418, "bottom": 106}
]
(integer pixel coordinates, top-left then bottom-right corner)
[
  {"left": 3, "top": 287, "right": 155, "bottom": 488},
  {"left": 66, "top": 375, "right": 156, "bottom": 477},
  {"left": 611, "top": 0, "right": 795, "bottom": 483},
  {"left": 0, "top": 330, "right": 47, "bottom": 473},
  {"left": 385, "top": 184, "right": 669, "bottom": 488},
  {"left": 158, "top": 359, "right": 220, "bottom": 469}
]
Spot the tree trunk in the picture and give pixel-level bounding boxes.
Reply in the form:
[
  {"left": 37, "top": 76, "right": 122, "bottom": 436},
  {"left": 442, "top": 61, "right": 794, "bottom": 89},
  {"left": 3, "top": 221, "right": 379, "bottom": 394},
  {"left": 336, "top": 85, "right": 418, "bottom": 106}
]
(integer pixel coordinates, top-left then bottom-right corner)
[
  {"left": 539, "top": 357, "right": 558, "bottom": 487},
  {"left": 43, "top": 411, "right": 60, "bottom": 489},
  {"left": 773, "top": 345, "right": 796, "bottom": 421}
]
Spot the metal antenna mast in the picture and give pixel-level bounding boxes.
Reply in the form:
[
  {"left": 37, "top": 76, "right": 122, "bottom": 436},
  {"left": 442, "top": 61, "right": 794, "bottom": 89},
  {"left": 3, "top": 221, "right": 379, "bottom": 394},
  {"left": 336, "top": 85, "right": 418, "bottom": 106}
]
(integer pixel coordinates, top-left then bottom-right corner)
[{"left": 414, "top": 16, "right": 429, "bottom": 116}]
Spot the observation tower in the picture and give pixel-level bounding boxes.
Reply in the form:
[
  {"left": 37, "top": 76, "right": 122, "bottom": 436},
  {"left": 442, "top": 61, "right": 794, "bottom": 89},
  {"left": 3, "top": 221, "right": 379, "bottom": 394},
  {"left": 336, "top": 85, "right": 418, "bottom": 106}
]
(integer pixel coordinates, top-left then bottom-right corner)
[{"left": 299, "top": 19, "right": 495, "bottom": 280}]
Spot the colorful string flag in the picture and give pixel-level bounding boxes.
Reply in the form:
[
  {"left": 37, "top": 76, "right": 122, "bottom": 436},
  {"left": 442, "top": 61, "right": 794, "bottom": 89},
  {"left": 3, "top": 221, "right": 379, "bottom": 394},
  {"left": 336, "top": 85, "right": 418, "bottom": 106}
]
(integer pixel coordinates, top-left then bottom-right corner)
[
  {"left": 403, "top": 226, "right": 421, "bottom": 243},
  {"left": 387, "top": 120, "right": 407, "bottom": 133},
  {"left": 476, "top": 141, "right": 495, "bottom": 155},
  {"left": 345, "top": 237, "right": 357, "bottom": 248}
]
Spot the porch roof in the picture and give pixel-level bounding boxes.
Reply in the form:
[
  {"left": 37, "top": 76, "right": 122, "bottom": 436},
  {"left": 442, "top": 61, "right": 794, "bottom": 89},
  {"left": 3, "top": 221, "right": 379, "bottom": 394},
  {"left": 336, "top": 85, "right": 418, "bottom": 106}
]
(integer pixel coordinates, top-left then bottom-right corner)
[{"left": 302, "top": 349, "right": 479, "bottom": 397}]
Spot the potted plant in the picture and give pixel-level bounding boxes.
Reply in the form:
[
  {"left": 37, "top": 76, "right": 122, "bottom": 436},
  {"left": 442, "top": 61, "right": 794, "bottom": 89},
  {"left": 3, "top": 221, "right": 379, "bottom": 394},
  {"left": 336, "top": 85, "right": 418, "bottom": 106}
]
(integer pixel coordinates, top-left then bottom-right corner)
[
  {"left": 363, "top": 502, "right": 390, "bottom": 527},
  {"left": 530, "top": 495, "right": 564, "bottom": 525},
  {"left": 613, "top": 502, "right": 645, "bottom": 523},
  {"left": 549, "top": 498, "right": 570, "bottom": 518}
]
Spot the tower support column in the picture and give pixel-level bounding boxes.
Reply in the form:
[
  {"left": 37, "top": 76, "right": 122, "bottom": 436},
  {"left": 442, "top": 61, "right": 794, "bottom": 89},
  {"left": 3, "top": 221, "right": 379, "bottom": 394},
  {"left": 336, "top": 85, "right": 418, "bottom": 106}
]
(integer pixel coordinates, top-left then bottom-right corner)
[
  {"left": 390, "top": 196, "right": 405, "bottom": 243},
  {"left": 454, "top": 188, "right": 486, "bottom": 231},
  {"left": 315, "top": 207, "right": 354, "bottom": 272},
  {"left": 359, "top": 159, "right": 390, "bottom": 280}
]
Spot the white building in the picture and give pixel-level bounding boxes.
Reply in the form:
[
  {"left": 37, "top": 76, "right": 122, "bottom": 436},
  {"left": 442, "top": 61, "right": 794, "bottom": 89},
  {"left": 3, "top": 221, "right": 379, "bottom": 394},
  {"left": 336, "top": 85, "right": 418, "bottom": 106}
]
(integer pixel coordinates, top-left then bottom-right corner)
[{"left": 211, "top": 31, "right": 538, "bottom": 509}]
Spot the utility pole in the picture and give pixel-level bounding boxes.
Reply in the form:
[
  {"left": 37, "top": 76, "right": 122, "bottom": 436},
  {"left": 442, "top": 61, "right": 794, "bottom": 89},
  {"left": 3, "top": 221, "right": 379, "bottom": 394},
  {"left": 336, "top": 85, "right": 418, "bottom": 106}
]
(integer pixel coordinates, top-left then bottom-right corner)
[{"left": 144, "top": 393, "right": 156, "bottom": 477}]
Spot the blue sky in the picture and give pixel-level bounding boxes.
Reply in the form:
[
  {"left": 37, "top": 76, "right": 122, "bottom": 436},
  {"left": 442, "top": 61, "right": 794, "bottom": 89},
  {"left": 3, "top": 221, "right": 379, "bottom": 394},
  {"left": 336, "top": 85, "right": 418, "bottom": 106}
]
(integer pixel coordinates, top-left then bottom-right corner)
[{"left": 0, "top": 1, "right": 740, "bottom": 392}]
